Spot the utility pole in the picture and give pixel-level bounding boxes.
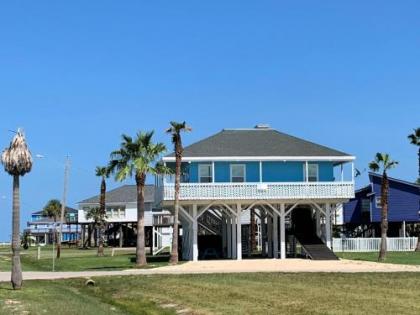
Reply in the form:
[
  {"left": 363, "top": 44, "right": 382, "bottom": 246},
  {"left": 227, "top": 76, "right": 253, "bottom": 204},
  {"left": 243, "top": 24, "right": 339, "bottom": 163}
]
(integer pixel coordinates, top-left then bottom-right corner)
[{"left": 57, "top": 155, "right": 70, "bottom": 258}]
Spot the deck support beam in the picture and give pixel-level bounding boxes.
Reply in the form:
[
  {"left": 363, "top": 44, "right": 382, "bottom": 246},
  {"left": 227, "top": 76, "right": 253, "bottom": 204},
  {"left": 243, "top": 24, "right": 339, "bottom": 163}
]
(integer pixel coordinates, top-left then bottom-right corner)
[
  {"left": 273, "top": 212, "right": 279, "bottom": 258},
  {"left": 236, "top": 203, "right": 242, "bottom": 260},
  {"left": 280, "top": 203, "right": 286, "bottom": 259},
  {"left": 192, "top": 204, "right": 198, "bottom": 262},
  {"left": 325, "top": 203, "right": 332, "bottom": 249}
]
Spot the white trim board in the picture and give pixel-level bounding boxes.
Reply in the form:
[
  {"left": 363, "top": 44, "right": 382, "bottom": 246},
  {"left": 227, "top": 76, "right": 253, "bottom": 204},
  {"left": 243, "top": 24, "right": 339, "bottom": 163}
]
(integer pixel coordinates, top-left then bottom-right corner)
[{"left": 162, "top": 156, "right": 356, "bottom": 162}]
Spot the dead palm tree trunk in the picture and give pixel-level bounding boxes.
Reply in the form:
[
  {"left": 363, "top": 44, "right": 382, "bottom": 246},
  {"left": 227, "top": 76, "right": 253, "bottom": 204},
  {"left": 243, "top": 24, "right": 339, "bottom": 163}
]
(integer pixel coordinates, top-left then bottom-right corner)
[
  {"left": 11, "top": 175, "right": 22, "bottom": 289},
  {"left": 378, "top": 173, "right": 389, "bottom": 261},
  {"left": 136, "top": 173, "right": 147, "bottom": 266}
]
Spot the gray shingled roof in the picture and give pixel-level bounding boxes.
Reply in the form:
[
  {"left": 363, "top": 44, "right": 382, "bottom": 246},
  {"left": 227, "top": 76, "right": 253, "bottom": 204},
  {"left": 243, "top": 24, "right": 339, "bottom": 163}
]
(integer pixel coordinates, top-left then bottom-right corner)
[
  {"left": 166, "top": 128, "right": 352, "bottom": 158},
  {"left": 33, "top": 206, "right": 78, "bottom": 215},
  {"left": 78, "top": 185, "right": 155, "bottom": 204}
]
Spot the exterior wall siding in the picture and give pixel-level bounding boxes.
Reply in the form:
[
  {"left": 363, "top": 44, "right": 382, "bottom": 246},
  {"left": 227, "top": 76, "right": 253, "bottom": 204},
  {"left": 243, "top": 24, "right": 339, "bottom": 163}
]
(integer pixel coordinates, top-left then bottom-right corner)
[
  {"left": 343, "top": 175, "right": 420, "bottom": 224},
  {"left": 186, "top": 161, "right": 335, "bottom": 183},
  {"left": 370, "top": 175, "right": 420, "bottom": 223}
]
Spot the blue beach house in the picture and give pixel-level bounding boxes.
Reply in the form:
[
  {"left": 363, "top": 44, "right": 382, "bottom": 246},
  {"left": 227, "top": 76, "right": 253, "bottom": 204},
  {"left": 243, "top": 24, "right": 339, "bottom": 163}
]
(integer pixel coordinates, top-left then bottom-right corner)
[
  {"left": 343, "top": 173, "right": 420, "bottom": 237},
  {"left": 156, "top": 125, "right": 355, "bottom": 261}
]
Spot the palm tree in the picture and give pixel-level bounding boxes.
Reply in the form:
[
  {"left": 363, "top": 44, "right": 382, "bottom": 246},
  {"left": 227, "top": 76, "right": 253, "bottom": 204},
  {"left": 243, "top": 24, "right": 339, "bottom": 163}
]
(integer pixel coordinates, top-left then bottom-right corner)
[
  {"left": 1, "top": 129, "right": 33, "bottom": 290},
  {"left": 166, "top": 121, "right": 191, "bottom": 264},
  {"left": 109, "top": 131, "right": 166, "bottom": 267},
  {"left": 95, "top": 166, "right": 110, "bottom": 256},
  {"left": 369, "top": 153, "right": 398, "bottom": 261},
  {"left": 42, "top": 199, "right": 62, "bottom": 256},
  {"left": 85, "top": 207, "right": 106, "bottom": 252},
  {"left": 408, "top": 127, "right": 420, "bottom": 184}
]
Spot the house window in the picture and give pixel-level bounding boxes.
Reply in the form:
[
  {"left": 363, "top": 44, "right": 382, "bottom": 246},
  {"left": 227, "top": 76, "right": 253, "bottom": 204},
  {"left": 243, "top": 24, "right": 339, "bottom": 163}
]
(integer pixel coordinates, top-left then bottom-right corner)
[
  {"left": 231, "top": 164, "right": 246, "bottom": 182},
  {"left": 375, "top": 196, "right": 382, "bottom": 208},
  {"left": 304, "top": 164, "right": 319, "bottom": 182},
  {"left": 199, "top": 164, "right": 213, "bottom": 183},
  {"left": 361, "top": 198, "right": 370, "bottom": 213}
]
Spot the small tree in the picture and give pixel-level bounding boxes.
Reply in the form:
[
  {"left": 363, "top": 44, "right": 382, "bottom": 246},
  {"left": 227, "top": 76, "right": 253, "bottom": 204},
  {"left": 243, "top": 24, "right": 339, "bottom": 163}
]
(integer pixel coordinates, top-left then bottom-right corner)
[
  {"left": 85, "top": 207, "right": 107, "bottom": 252},
  {"left": 42, "top": 199, "right": 62, "bottom": 248},
  {"left": 408, "top": 127, "right": 420, "bottom": 184},
  {"left": 369, "top": 153, "right": 398, "bottom": 261},
  {"left": 166, "top": 121, "right": 191, "bottom": 264},
  {"left": 95, "top": 166, "right": 110, "bottom": 256}
]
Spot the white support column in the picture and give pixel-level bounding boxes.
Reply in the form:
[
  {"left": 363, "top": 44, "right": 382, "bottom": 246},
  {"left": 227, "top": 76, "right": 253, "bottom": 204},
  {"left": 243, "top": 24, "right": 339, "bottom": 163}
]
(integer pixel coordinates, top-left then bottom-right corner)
[
  {"left": 340, "top": 164, "right": 344, "bottom": 182},
  {"left": 280, "top": 204, "right": 286, "bottom": 259},
  {"left": 315, "top": 207, "right": 321, "bottom": 238},
  {"left": 325, "top": 203, "right": 332, "bottom": 249},
  {"left": 305, "top": 161, "right": 309, "bottom": 182},
  {"left": 259, "top": 161, "right": 263, "bottom": 182},
  {"left": 227, "top": 216, "right": 232, "bottom": 258},
  {"left": 163, "top": 162, "right": 167, "bottom": 184},
  {"left": 211, "top": 161, "right": 215, "bottom": 183},
  {"left": 236, "top": 203, "right": 242, "bottom": 260},
  {"left": 351, "top": 162, "right": 355, "bottom": 183},
  {"left": 232, "top": 215, "right": 237, "bottom": 259},
  {"left": 152, "top": 226, "right": 155, "bottom": 255},
  {"left": 192, "top": 204, "right": 198, "bottom": 262},
  {"left": 273, "top": 212, "right": 278, "bottom": 258},
  {"left": 403, "top": 221, "right": 406, "bottom": 238}
]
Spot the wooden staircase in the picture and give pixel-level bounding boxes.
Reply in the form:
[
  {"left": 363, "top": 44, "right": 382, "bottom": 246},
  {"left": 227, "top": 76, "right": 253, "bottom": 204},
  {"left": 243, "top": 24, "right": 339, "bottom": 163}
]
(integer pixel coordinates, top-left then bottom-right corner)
[
  {"left": 295, "top": 233, "right": 338, "bottom": 260},
  {"left": 292, "top": 207, "right": 338, "bottom": 261}
]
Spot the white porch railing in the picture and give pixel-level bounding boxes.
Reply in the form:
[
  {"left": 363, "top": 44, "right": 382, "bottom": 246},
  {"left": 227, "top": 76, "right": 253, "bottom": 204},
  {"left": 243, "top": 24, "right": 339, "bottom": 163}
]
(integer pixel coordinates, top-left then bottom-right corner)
[
  {"left": 159, "top": 181, "right": 354, "bottom": 201},
  {"left": 333, "top": 237, "right": 418, "bottom": 252}
]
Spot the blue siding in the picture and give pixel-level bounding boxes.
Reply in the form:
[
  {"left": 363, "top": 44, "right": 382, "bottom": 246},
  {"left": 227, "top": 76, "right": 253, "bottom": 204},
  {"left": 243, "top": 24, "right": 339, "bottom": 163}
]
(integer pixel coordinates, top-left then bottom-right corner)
[
  {"left": 189, "top": 162, "right": 199, "bottom": 183},
  {"left": 343, "top": 187, "right": 370, "bottom": 224},
  {"left": 318, "top": 162, "right": 334, "bottom": 181},
  {"left": 214, "top": 162, "right": 260, "bottom": 182},
  {"left": 344, "top": 174, "right": 420, "bottom": 224},
  {"left": 370, "top": 175, "right": 420, "bottom": 223},
  {"left": 262, "top": 162, "right": 334, "bottom": 182},
  {"left": 262, "top": 162, "right": 303, "bottom": 182},
  {"left": 187, "top": 161, "right": 335, "bottom": 183}
]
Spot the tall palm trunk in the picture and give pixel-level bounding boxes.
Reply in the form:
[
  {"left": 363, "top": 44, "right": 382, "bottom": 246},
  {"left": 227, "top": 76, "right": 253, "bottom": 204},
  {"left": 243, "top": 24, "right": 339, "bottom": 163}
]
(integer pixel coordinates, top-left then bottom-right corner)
[
  {"left": 97, "top": 177, "right": 106, "bottom": 256},
  {"left": 170, "top": 146, "right": 181, "bottom": 264},
  {"left": 378, "top": 172, "right": 389, "bottom": 261},
  {"left": 135, "top": 173, "right": 147, "bottom": 266},
  {"left": 418, "top": 147, "right": 420, "bottom": 180},
  {"left": 11, "top": 175, "right": 22, "bottom": 290}
]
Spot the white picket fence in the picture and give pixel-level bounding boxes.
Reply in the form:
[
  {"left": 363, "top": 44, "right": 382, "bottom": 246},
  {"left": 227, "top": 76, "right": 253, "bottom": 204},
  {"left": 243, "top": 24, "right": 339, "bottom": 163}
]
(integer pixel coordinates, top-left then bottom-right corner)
[{"left": 333, "top": 237, "right": 418, "bottom": 252}]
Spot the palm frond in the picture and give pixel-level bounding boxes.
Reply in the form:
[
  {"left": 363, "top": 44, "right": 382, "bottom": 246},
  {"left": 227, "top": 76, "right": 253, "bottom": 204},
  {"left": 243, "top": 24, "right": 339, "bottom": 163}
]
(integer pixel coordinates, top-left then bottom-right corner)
[{"left": 1, "top": 129, "right": 33, "bottom": 176}]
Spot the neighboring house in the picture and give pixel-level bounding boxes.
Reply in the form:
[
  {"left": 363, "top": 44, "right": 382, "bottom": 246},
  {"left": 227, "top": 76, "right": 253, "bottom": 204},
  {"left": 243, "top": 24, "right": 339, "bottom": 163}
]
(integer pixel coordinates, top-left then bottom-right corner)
[
  {"left": 25, "top": 207, "right": 80, "bottom": 245},
  {"left": 343, "top": 172, "right": 420, "bottom": 237},
  {"left": 78, "top": 185, "right": 172, "bottom": 253},
  {"left": 156, "top": 124, "right": 355, "bottom": 261}
]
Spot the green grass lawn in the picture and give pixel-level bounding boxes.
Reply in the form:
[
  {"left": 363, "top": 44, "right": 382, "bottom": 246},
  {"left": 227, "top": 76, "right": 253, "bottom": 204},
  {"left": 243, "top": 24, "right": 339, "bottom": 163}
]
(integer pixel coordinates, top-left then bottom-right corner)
[
  {"left": 336, "top": 251, "right": 420, "bottom": 265},
  {"left": 0, "top": 246, "right": 170, "bottom": 271},
  {"left": 1, "top": 272, "right": 420, "bottom": 314}
]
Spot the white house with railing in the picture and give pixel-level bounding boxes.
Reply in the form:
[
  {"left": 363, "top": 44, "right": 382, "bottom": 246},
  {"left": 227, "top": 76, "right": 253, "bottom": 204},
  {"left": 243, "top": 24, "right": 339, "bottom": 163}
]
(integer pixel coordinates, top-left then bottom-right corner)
[{"left": 156, "top": 124, "right": 355, "bottom": 261}]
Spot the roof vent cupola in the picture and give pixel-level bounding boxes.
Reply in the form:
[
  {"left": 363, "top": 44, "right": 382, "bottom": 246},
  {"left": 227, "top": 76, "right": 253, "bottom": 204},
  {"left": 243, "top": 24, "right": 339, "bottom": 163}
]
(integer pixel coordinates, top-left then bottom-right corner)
[{"left": 254, "top": 124, "right": 271, "bottom": 129}]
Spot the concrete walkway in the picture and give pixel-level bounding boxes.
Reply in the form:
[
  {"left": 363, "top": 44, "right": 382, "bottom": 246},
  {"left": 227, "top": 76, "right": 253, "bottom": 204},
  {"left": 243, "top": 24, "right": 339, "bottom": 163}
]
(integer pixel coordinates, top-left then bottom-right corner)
[{"left": 1, "top": 259, "right": 420, "bottom": 282}]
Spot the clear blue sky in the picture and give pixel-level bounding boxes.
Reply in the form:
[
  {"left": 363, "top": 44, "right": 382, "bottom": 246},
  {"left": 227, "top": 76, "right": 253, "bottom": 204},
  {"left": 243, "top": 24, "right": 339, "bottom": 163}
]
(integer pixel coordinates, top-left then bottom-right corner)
[{"left": 0, "top": 1, "right": 419, "bottom": 241}]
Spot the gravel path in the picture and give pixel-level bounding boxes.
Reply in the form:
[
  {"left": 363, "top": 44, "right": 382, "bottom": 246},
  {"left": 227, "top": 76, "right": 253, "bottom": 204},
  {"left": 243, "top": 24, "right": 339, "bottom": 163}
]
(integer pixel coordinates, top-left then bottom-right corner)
[{"left": 1, "top": 259, "right": 420, "bottom": 282}]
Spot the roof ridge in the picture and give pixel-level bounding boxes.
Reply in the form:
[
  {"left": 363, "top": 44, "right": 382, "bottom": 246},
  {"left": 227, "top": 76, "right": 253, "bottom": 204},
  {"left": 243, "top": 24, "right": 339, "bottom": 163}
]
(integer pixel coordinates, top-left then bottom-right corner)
[
  {"left": 271, "top": 129, "right": 351, "bottom": 156},
  {"left": 368, "top": 172, "right": 420, "bottom": 188}
]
